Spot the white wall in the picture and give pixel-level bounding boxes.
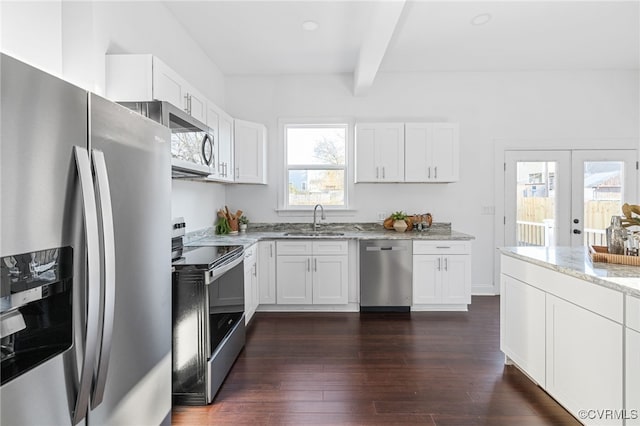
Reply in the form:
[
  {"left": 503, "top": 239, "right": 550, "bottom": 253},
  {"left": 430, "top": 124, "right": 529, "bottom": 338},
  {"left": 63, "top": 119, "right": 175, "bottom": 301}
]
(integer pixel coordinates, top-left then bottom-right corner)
[
  {"left": 1, "top": 1, "right": 63, "bottom": 76},
  {"left": 224, "top": 70, "right": 640, "bottom": 293},
  {"left": 1, "top": 1, "right": 228, "bottom": 232}
]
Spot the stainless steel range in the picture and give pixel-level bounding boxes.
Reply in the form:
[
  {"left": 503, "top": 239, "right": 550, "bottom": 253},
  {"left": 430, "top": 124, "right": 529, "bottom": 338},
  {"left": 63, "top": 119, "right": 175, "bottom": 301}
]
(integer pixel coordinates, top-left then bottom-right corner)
[{"left": 172, "top": 245, "right": 245, "bottom": 405}]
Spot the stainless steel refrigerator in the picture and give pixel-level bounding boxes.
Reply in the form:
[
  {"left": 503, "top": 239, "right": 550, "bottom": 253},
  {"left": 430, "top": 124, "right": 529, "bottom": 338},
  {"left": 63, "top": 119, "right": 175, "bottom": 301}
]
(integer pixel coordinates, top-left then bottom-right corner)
[{"left": 0, "top": 54, "right": 172, "bottom": 425}]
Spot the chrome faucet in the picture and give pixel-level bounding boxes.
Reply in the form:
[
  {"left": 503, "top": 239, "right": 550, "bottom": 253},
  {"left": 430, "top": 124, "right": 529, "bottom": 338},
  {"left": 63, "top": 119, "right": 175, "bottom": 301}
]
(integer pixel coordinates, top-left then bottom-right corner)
[{"left": 313, "top": 204, "right": 326, "bottom": 231}]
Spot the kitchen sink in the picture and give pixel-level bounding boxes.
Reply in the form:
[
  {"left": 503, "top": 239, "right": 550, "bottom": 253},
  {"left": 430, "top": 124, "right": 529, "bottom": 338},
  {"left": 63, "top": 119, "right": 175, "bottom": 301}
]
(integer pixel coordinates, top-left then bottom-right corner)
[{"left": 283, "top": 231, "right": 345, "bottom": 237}]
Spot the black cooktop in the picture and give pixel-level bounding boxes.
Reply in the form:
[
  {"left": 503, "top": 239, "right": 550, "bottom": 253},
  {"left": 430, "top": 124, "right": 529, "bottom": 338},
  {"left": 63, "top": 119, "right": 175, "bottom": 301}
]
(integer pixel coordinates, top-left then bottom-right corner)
[{"left": 173, "top": 245, "right": 244, "bottom": 270}]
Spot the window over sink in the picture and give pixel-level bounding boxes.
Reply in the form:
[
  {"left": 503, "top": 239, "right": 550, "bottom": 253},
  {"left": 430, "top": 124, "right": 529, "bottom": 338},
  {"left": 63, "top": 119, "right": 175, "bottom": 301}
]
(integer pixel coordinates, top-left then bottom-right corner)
[{"left": 284, "top": 123, "right": 348, "bottom": 209}]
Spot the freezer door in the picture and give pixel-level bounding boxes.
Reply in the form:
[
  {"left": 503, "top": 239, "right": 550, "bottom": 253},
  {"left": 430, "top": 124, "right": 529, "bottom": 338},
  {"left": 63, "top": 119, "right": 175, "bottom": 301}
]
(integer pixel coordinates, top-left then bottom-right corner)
[
  {"left": 1, "top": 54, "right": 93, "bottom": 426},
  {"left": 87, "top": 94, "right": 172, "bottom": 425}
]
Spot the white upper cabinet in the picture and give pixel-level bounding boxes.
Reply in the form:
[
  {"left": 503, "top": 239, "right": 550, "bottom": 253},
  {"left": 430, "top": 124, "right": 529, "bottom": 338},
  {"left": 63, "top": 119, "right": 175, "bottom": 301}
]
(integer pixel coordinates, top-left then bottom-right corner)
[
  {"left": 405, "top": 123, "right": 459, "bottom": 182},
  {"left": 355, "top": 123, "right": 405, "bottom": 182},
  {"left": 234, "top": 119, "right": 267, "bottom": 184},
  {"left": 217, "top": 111, "right": 235, "bottom": 182},
  {"left": 106, "top": 54, "right": 207, "bottom": 124},
  {"left": 355, "top": 122, "right": 460, "bottom": 183}
]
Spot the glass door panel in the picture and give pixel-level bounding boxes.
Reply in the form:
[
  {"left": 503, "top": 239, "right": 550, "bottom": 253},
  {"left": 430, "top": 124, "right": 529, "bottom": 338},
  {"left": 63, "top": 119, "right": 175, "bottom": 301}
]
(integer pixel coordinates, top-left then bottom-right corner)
[
  {"left": 571, "top": 150, "right": 637, "bottom": 247},
  {"left": 505, "top": 151, "right": 571, "bottom": 247}
]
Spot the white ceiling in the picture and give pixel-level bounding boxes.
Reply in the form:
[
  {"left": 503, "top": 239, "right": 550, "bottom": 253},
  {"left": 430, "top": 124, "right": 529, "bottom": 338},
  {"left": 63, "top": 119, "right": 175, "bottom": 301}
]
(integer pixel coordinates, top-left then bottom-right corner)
[{"left": 164, "top": 1, "right": 640, "bottom": 77}]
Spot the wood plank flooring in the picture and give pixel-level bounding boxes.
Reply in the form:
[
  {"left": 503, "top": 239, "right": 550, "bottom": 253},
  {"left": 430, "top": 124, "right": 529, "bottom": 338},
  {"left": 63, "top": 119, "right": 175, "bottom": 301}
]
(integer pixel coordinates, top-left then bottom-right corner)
[{"left": 172, "top": 296, "right": 579, "bottom": 425}]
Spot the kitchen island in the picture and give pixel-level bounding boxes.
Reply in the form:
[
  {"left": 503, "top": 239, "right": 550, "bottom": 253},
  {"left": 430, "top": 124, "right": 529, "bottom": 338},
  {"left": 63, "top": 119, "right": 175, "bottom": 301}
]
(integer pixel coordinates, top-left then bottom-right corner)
[{"left": 499, "top": 246, "right": 640, "bottom": 426}]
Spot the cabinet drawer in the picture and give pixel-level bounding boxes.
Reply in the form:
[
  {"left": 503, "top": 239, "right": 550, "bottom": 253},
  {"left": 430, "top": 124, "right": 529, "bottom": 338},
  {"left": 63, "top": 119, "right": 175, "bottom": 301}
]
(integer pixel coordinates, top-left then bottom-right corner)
[
  {"left": 413, "top": 240, "right": 470, "bottom": 255},
  {"left": 627, "top": 295, "right": 640, "bottom": 332},
  {"left": 312, "top": 240, "right": 348, "bottom": 255},
  {"left": 277, "top": 240, "right": 312, "bottom": 255}
]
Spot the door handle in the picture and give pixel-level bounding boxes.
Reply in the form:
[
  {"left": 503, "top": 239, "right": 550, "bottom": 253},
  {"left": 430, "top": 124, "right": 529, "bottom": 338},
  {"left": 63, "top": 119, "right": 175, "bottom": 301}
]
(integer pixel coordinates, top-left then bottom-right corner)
[
  {"left": 428, "top": 167, "right": 431, "bottom": 179},
  {"left": 90, "top": 150, "right": 116, "bottom": 408},
  {"left": 201, "top": 134, "right": 213, "bottom": 166},
  {"left": 270, "top": 244, "right": 273, "bottom": 258},
  {"left": 437, "top": 257, "right": 441, "bottom": 271},
  {"left": 72, "top": 146, "right": 101, "bottom": 425},
  {"left": 444, "top": 257, "right": 448, "bottom": 271},
  {"left": 382, "top": 167, "right": 385, "bottom": 179},
  {"left": 314, "top": 258, "right": 317, "bottom": 272},
  {"left": 307, "top": 258, "right": 310, "bottom": 272},
  {"left": 434, "top": 166, "right": 438, "bottom": 179}
]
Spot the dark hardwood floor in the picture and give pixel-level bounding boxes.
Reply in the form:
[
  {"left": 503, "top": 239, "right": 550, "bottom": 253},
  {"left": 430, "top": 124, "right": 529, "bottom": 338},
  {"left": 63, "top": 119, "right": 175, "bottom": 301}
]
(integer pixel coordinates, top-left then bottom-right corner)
[{"left": 172, "top": 296, "right": 579, "bottom": 425}]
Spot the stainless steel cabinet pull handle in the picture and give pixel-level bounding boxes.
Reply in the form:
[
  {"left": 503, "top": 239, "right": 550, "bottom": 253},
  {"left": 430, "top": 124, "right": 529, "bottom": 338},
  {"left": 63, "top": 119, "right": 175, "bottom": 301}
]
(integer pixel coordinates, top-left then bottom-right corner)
[
  {"left": 428, "top": 167, "right": 431, "bottom": 179},
  {"left": 270, "top": 244, "right": 273, "bottom": 257},
  {"left": 236, "top": 167, "right": 240, "bottom": 179},
  {"left": 314, "top": 258, "right": 317, "bottom": 272},
  {"left": 444, "top": 257, "right": 448, "bottom": 271},
  {"left": 307, "top": 258, "right": 310, "bottom": 272},
  {"left": 184, "top": 94, "right": 190, "bottom": 113},
  {"left": 382, "top": 167, "right": 385, "bottom": 179},
  {"left": 435, "top": 166, "right": 438, "bottom": 179},
  {"left": 72, "top": 146, "right": 101, "bottom": 425},
  {"left": 90, "top": 149, "right": 116, "bottom": 408},
  {"left": 437, "top": 257, "right": 441, "bottom": 271},
  {"left": 376, "top": 167, "right": 379, "bottom": 179}
]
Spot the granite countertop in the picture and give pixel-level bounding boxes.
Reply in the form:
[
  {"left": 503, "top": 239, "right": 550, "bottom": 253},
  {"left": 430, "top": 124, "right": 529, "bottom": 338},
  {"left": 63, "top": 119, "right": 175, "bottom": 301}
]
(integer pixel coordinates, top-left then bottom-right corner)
[
  {"left": 184, "top": 222, "right": 474, "bottom": 249},
  {"left": 500, "top": 246, "right": 640, "bottom": 298}
]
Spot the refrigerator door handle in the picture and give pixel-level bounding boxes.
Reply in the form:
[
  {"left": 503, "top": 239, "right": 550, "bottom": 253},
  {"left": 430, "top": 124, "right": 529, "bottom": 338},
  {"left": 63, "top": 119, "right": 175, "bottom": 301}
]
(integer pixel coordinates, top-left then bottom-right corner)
[
  {"left": 90, "top": 149, "right": 116, "bottom": 408},
  {"left": 72, "top": 146, "right": 102, "bottom": 425}
]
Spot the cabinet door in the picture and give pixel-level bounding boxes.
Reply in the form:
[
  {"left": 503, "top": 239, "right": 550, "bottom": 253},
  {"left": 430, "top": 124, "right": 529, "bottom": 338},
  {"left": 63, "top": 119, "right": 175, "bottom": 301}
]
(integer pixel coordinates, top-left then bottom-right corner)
[
  {"left": 404, "top": 123, "right": 430, "bottom": 182},
  {"left": 312, "top": 255, "right": 348, "bottom": 304},
  {"left": 500, "top": 274, "right": 546, "bottom": 386},
  {"left": 234, "top": 119, "right": 266, "bottom": 184},
  {"left": 355, "top": 123, "right": 404, "bottom": 182},
  {"left": 546, "top": 294, "right": 623, "bottom": 425},
  {"left": 627, "top": 328, "right": 640, "bottom": 426},
  {"left": 243, "top": 246, "right": 257, "bottom": 324},
  {"left": 205, "top": 105, "right": 220, "bottom": 178},
  {"left": 276, "top": 255, "right": 312, "bottom": 304},
  {"left": 186, "top": 87, "right": 207, "bottom": 124},
  {"left": 440, "top": 255, "right": 471, "bottom": 304},
  {"left": 152, "top": 57, "right": 185, "bottom": 109},
  {"left": 218, "top": 112, "right": 234, "bottom": 182},
  {"left": 258, "top": 241, "right": 276, "bottom": 304},
  {"left": 355, "top": 125, "right": 377, "bottom": 182},
  {"left": 412, "top": 255, "right": 441, "bottom": 304},
  {"left": 376, "top": 124, "right": 405, "bottom": 182},
  {"left": 431, "top": 123, "right": 459, "bottom": 182}
]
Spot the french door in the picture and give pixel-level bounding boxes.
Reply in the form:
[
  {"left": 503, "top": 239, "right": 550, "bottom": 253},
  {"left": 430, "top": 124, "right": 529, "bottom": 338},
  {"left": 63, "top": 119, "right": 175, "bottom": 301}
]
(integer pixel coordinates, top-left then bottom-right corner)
[{"left": 505, "top": 150, "right": 637, "bottom": 248}]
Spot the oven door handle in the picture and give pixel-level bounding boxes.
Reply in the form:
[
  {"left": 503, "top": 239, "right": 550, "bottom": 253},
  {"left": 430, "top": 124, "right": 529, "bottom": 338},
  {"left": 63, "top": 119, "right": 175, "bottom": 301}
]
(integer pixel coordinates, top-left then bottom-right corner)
[{"left": 206, "top": 253, "right": 244, "bottom": 284}]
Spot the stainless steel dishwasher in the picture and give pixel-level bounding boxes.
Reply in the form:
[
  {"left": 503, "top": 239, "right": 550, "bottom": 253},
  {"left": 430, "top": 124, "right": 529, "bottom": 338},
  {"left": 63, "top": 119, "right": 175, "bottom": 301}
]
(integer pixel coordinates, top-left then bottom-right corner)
[{"left": 359, "top": 240, "right": 412, "bottom": 312}]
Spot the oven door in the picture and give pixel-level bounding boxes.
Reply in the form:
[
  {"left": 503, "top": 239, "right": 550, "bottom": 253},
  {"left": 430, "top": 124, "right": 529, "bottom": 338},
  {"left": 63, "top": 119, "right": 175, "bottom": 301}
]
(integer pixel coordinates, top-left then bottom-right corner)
[{"left": 207, "top": 257, "right": 244, "bottom": 357}]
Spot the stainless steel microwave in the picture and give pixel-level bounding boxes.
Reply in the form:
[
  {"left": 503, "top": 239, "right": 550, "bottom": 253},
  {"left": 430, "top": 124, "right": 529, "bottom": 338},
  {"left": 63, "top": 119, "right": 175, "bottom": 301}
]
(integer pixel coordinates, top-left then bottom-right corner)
[{"left": 120, "top": 101, "right": 214, "bottom": 178}]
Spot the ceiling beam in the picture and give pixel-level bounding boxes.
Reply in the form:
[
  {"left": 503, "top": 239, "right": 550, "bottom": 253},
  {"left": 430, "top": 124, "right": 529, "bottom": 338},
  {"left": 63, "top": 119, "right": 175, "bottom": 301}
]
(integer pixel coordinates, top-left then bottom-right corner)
[{"left": 353, "top": 0, "right": 406, "bottom": 96}]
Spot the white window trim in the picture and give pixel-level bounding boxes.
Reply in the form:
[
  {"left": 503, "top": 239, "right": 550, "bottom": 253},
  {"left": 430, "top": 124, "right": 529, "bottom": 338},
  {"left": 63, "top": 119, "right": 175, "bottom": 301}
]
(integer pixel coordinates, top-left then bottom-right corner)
[{"left": 278, "top": 117, "right": 355, "bottom": 213}]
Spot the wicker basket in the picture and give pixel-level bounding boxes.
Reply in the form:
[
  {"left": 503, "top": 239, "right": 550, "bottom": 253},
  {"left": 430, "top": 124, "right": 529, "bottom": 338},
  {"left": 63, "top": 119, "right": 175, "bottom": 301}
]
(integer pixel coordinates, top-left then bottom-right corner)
[{"left": 589, "top": 245, "right": 640, "bottom": 266}]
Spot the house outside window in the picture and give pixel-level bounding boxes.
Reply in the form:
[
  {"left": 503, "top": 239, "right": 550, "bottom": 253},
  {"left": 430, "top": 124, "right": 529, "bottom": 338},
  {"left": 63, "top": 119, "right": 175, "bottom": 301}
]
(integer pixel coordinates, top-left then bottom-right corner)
[{"left": 284, "top": 123, "right": 348, "bottom": 209}]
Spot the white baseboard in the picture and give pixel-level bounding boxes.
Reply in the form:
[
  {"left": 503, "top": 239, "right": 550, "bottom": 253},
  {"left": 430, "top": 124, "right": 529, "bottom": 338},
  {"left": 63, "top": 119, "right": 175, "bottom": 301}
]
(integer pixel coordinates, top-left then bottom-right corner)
[
  {"left": 472, "top": 284, "right": 498, "bottom": 295},
  {"left": 257, "top": 303, "right": 360, "bottom": 313},
  {"left": 411, "top": 304, "right": 468, "bottom": 312}
]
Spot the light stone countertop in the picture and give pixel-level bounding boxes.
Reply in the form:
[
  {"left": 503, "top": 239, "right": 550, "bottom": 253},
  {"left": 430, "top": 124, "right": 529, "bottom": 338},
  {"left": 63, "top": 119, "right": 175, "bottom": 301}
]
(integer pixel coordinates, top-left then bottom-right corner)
[
  {"left": 184, "top": 222, "right": 474, "bottom": 250},
  {"left": 500, "top": 246, "right": 640, "bottom": 298}
]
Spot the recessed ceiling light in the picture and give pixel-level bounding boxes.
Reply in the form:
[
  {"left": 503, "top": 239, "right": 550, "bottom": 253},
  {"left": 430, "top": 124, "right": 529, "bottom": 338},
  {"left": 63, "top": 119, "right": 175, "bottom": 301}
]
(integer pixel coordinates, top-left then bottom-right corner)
[
  {"left": 471, "top": 13, "right": 492, "bottom": 26},
  {"left": 302, "top": 20, "right": 319, "bottom": 31}
]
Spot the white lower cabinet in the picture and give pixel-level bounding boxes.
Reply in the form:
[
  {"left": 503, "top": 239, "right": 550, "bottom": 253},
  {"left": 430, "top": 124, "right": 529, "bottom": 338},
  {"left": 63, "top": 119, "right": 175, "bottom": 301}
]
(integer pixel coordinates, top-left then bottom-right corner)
[
  {"left": 258, "top": 241, "right": 276, "bottom": 304},
  {"left": 501, "top": 254, "right": 626, "bottom": 426},
  {"left": 500, "top": 274, "right": 546, "bottom": 386},
  {"left": 545, "top": 294, "right": 623, "bottom": 425},
  {"left": 276, "top": 240, "right": 348, "bottom": 305},
  {"left": 412, "top": 241, "right": 471, "bottom": 310},
  {"left": 243, "top": 244, "right": 258, "bottom": 324},
  {"left": 627, "top": 327, "right": 640, "bottom": 426}
]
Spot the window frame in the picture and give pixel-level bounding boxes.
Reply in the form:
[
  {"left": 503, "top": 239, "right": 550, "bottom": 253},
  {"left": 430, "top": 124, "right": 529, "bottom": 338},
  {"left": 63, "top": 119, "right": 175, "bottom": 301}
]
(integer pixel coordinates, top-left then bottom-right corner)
[{"left": 281, "top": 120, "right": 351, "bottom": 211}]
